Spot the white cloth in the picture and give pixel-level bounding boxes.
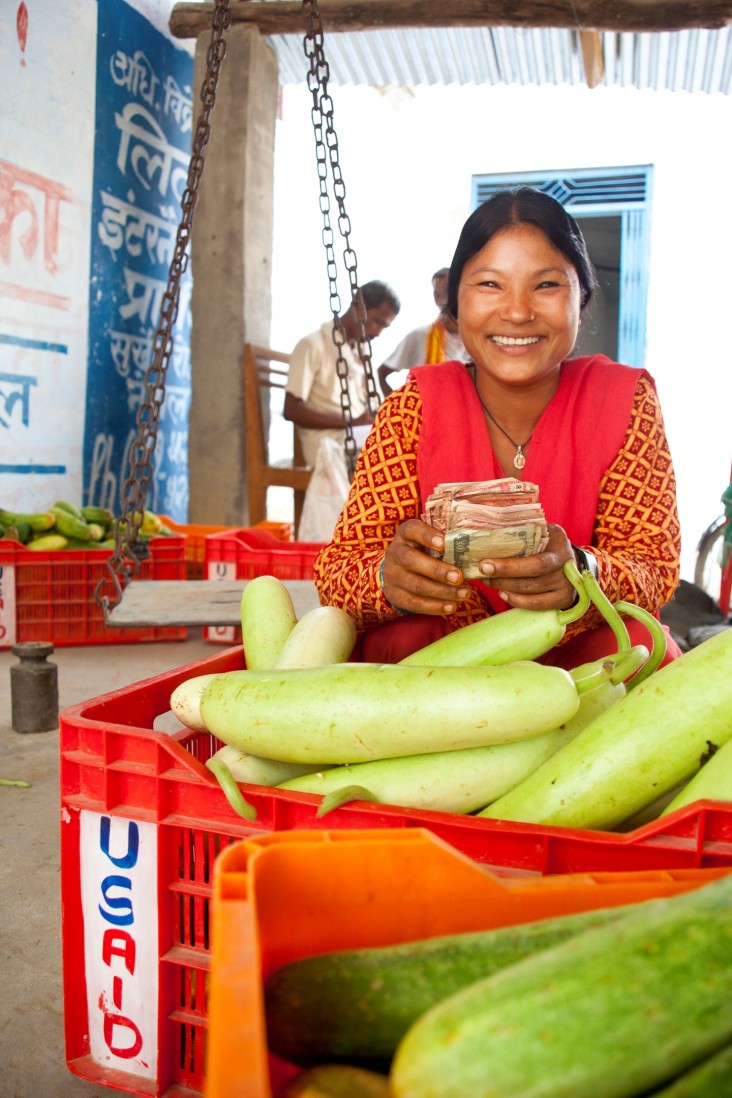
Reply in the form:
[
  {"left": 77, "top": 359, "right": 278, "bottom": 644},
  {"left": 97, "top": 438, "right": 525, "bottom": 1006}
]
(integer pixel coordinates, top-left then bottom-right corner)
[
  {"left": 297, "top": 436, "right": 352, "bottom": 542},
  {"left": 381, "top": 321, "right": 470, "bottom": 389},
  {"left": 287, "top": 321, "right": 370, "bottom": 468}
]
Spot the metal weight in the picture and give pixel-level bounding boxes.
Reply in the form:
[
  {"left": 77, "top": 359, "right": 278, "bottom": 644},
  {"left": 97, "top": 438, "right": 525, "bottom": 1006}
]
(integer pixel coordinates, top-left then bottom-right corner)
[{"left": 10, "top": 641, "right": 59, "bottom": 734}]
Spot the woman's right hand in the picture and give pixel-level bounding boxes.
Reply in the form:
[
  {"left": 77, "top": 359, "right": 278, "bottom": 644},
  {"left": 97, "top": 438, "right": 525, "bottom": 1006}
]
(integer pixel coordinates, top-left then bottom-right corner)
[{"left": 380, "top": 519, "right": 470, "bottom": 615}]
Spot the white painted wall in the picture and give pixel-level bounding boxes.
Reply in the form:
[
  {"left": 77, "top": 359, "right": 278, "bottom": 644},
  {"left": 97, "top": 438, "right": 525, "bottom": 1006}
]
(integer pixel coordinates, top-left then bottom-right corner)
[{"left": 272, "top": 81, "right": 732, "bottom": 580}]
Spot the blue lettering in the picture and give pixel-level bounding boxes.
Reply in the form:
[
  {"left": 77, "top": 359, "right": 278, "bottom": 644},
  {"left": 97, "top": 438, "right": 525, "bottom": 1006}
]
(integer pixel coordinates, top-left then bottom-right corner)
[
  {"left": 100, "top": 816, "right": 139, "bottom": 868},
  {"left": 99, "top": 875, "right": 133, "bottom": 926}
]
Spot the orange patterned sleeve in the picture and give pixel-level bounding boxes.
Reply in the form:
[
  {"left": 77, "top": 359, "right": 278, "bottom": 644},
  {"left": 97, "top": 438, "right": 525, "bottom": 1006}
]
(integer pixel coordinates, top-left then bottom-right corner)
[{"left": 584, "top": 372, "right": 681, "bottom": 619}]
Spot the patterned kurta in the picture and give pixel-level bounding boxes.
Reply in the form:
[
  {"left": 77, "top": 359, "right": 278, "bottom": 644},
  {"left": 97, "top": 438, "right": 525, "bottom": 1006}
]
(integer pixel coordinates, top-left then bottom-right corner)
[{"left": 314, "top": 365, "right": 680, "bottom": 648}]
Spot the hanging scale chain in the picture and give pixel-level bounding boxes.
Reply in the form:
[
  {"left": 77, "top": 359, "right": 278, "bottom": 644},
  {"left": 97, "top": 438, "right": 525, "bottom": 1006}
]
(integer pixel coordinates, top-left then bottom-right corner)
[
  {"left": 97, "top": 0, "right": 232, "bottom": 614},
  {"left": 302, "top": 0, "right": 381, "bottom": 478}
]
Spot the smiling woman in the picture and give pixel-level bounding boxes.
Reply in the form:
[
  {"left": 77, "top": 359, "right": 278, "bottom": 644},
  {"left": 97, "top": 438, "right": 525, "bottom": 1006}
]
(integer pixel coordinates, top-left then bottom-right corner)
[{"left": 313, "top": 187, "right": 683, "bottom": 671}]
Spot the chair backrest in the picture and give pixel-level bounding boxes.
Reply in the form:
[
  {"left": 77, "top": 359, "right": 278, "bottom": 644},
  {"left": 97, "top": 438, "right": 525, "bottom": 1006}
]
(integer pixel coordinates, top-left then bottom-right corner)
[{"left": 243, "top": 342, "right": 311, "bottom": 528}]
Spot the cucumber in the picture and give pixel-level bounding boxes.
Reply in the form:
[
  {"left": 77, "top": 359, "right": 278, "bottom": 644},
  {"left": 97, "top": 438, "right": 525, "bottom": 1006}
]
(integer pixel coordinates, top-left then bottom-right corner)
[
  {"left": 482, "top": 626, "right": 732, "bottom": 829},
  {"left": 276, "top": 1064, "right": 390, "bottom": 1097},
  {"left": 390, "top": 873, "right": 732, "bottom": 1098},
  {"left": 0, "top": 508, "right": 55, "bottom": 532},
  {"left": 199, "top": 661, "right": 580, "bottom": 765},
  {"left": 53, "top": 499, "right": 85, "bottom": 519},
  {"left": 264, "top": 904, "right": 640, "bottom": 1069},
  {"left": 49, "top": 505, "right": 93, "bottom": 541},
  {"left": 26, "top": 534, "right": 69, "bottom": 551},
  {"left": 81, "top": 505, "right": 115, "bottom": 526},
  {"left": 650, "top": 1044, "right": 732, "bottom": 1096}
]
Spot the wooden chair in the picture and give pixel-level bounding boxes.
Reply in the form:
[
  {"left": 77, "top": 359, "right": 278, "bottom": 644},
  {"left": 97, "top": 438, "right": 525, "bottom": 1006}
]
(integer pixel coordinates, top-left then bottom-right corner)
[{"left": 243, "top": 342, "right": 312, "bottom": 531}]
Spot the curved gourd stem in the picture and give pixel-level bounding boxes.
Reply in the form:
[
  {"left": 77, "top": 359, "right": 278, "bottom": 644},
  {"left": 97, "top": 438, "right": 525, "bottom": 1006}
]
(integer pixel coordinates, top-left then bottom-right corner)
[
  {"left": 614, "top": 601, "right": 668, "bottom": 689},
  {"left": 316, "top": 784, "right": 380, "bottom": 818},
  {"left": 205, "top": 756, "right": 258, "bottom": 821},
  {"left": 0, "top": 777, "right": 31, "bottom": 788},
  {"left": 568, "top": 645, "right": 647, "bottom": 695},
  {"left": 558, "top": 559, "right": 591, "bottom": 623},
  {"left": 580, "top": 570, "right": 631, "bottom": 654}
]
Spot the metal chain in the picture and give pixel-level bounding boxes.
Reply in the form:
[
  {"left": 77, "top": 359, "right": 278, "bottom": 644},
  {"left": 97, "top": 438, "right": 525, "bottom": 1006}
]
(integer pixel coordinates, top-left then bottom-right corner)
[
  {"left": 97, "top": 0, "right": 232, "bottom": 614},
  {"left": 302, "top": 0, "right": 380, "bottom": 478}
]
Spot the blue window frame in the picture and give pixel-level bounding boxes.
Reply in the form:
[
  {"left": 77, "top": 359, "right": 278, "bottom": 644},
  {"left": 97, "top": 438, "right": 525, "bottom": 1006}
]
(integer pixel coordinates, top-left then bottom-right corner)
[{"left": 471, "top": 167, "right": 653, "bottom": 367}]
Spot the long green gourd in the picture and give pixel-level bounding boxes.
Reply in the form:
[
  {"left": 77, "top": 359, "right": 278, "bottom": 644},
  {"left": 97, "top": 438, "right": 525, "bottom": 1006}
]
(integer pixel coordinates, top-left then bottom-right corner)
[
  {"left": 480, "top": 626, "right": 732, "bottom": 830},
  {"left": 240, "top": 574, "right": 298, "bottom": 670},
  {"left": 649, "top": 1044, "right": 732, "bottom": 1096},
  {"left": 390, "top": 874, "right": 732, "bottom": 1098},
  {"left": 278, "top": 649, "right": 646, "bottom": 816},
  {"left": 661, "top": 736, "right": 732, "bottom": 816},
  {"left": 199, "top": 661, "right": 580, "bottom": 765},
  {"left": 264, "top": 903, "right": 643, "bottom": 1070},
  {"left": 398, "top": 558, "right": 591, "bottom": 667}
]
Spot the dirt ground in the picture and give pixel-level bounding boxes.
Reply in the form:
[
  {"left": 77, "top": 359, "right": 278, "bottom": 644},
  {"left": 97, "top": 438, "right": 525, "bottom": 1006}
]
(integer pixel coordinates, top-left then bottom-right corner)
[{"left": 0, "top": 630, "right": 215, "bottom": 1098}]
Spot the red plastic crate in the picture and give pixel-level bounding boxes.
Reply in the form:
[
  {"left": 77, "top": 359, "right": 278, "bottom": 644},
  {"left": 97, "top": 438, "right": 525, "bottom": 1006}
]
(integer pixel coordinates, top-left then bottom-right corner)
[
  {"left": 202, "top": 527, "right": 324, "bottom": 645},
  {"left": 0, "top": 535, "right": 186, "bottom": 648},
  {"left": 206, "top": 830, "right": 732, "bottom": 1098},
  {"left": 159, "top": 518, "right": 293, "bottom": 580},
  {"left": 59, "top": 643, "right": 732, "bottom": 1097}
]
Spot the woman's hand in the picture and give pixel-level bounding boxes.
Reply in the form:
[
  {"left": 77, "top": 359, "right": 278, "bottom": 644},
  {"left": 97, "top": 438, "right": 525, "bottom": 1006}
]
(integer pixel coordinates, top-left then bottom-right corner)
[
  {"left": 381, "top": 519, "right": 470, "bottom": 615},
  {"left": 477, "top": 523, "right": 577, "bottom": 611}
]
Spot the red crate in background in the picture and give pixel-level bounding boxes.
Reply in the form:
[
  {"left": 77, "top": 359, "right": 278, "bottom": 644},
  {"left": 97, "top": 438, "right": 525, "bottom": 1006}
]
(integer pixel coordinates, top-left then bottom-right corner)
[
  {"left": 159, "top": 517, "right": 293, "bottom": 580},
  {"left": 0, "top": 535, "right": 186, "bottom": 648},
  {"left": 202, "top": 527, "right": 324, "bottom": 645},
  {"left": 58, "top": 643, "right": 732, "bottom": 1097}
]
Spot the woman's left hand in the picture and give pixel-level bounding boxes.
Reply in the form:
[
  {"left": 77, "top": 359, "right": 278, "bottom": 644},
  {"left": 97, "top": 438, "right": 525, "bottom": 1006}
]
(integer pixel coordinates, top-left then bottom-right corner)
[{"left": 478, "top": 524, "right": 578, "bottom": 611}]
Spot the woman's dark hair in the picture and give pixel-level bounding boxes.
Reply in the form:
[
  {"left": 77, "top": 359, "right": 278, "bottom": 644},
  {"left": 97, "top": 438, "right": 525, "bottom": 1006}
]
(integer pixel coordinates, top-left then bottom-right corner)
[{"left": 446, "top": 187, "right": 597, "bottom": 319}]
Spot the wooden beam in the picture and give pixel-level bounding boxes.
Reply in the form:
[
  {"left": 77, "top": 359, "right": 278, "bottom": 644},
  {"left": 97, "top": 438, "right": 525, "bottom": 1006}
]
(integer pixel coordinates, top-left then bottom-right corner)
[
  {"left": 170, "top": 0, "right": 732, "bottom": 39},
  {"left": 579, "top": 29, "right": 605, "bottom": 87}
]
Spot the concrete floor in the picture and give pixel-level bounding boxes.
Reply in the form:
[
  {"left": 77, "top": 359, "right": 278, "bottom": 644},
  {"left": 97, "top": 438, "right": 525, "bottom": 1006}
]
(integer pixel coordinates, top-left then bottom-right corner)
[{"left": 0, "top": 630, "right": 216, "bottom": 1098}]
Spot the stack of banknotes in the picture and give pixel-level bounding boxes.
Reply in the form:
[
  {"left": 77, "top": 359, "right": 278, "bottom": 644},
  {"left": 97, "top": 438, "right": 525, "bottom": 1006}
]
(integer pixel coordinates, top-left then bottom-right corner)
[{"left": 424, "top": 478, "right": 549, "bottom": 578}]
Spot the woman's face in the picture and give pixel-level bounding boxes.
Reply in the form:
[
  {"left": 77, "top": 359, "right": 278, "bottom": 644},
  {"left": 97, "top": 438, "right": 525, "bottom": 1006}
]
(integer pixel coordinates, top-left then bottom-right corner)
[{"left": 457, "top": 223, "right": 582, "bottom": 390}]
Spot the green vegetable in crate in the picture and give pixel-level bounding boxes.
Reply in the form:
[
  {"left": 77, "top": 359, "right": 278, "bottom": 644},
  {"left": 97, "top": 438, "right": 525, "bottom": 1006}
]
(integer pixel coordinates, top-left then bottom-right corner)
[
  {"left": 4, "top": 522, "right": 32, "bottom": 543},
  {"left": 275, "top": 1064, "right": 391, "bottom": 1098},
  {"left": 53, "top": 499, "right": 85, "bottom": 519},
  {"left": 661, "top": 737, "right": 732, "bottom": 816},
  {"left": 240, "top": 575, "right": 298, "bottom": 670},
  {"left": 479, "top": 625, "right": 732, "bottom": 830},
  {"left": 0, "top": 508, "right": 55, "bottom": 532},
  {"left": 272, "top": 605, "right": 357, "bottom": 668},
  {"left": 81, "top": 505, "right": 115, "bottom": 526},
  {"left": 199, "top": 661, "right": 581, "bottom": 765},
  {"left": 26, "top": 534, "right": 69, "bottom": 551},
  {"left": 264, "top": 903, "right": 643, "bottom": 1069},
  {"left": 650, "top": 1043, "right": 732, "bottom": 1096},
  {"left": 279, "top": 649, "right": 646, "bottom": 816},
  {"left": 171, "top": 673, "right": 220, "bottom": 732},
  {"left": 49, "top": 505, "right": 92, "bottom": 542},
  {"left": 389, "top": 873, "right": 732, "bottom": 1098},
  {"left": 399, "top": 558, "right": 590, "bottom": 667}
]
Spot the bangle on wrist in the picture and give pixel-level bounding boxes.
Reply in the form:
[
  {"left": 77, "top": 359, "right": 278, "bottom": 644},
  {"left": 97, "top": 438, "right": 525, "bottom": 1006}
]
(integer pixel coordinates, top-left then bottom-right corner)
[{"left": 571, "top": 544, "right": 599, "bottom": 581}]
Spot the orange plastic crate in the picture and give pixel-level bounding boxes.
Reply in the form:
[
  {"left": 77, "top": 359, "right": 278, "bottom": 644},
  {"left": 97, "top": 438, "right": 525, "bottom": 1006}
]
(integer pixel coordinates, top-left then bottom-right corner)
[
  {"left": 59, "top": 643, "right": 732, "bottom": 1098},
  {"left": 202, "top": 527, "right": 324, "bottom": 645},
  {"left": 0, "top": 535, "right": 186, "bottom": 647},
  {"left": 205, "top": 830, "right": 732, "bottom": 1097}
]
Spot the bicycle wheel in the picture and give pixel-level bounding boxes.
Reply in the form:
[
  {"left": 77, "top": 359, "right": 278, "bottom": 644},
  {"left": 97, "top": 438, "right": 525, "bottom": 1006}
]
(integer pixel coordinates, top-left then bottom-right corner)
[{"left": 694, "top": 516, "right": 728, "bottom": 607}]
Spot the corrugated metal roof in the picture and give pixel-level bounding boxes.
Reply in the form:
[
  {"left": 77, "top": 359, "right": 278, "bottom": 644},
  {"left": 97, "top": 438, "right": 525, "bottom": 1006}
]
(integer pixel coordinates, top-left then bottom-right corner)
[{"left": 267, "top": 25, "right": 732, "bottom": 93}]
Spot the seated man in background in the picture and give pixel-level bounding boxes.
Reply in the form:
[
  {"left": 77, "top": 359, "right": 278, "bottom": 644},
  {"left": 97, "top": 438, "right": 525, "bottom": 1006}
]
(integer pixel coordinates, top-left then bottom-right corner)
[
  {"left": 284, "top": 279, "right": 400, "bottom": 469},
  {"left": 377, "top": 267, "right": 469, "bottom": 397}
]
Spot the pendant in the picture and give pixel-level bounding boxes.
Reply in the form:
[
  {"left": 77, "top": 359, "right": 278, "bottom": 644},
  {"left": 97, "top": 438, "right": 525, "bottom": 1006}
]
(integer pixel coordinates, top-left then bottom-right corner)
[{"left": 514, "top": 447, "right": 526, "bottom": 471}]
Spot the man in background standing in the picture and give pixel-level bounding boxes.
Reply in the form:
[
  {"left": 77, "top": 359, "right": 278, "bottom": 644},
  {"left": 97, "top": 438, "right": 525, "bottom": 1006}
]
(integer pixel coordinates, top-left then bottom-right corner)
[
  {"left": 284, "top": 279, "right": 400, "bottom": 468},
  {"left": 377, "top": 267, "right": 468, "bottom": 397}
]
